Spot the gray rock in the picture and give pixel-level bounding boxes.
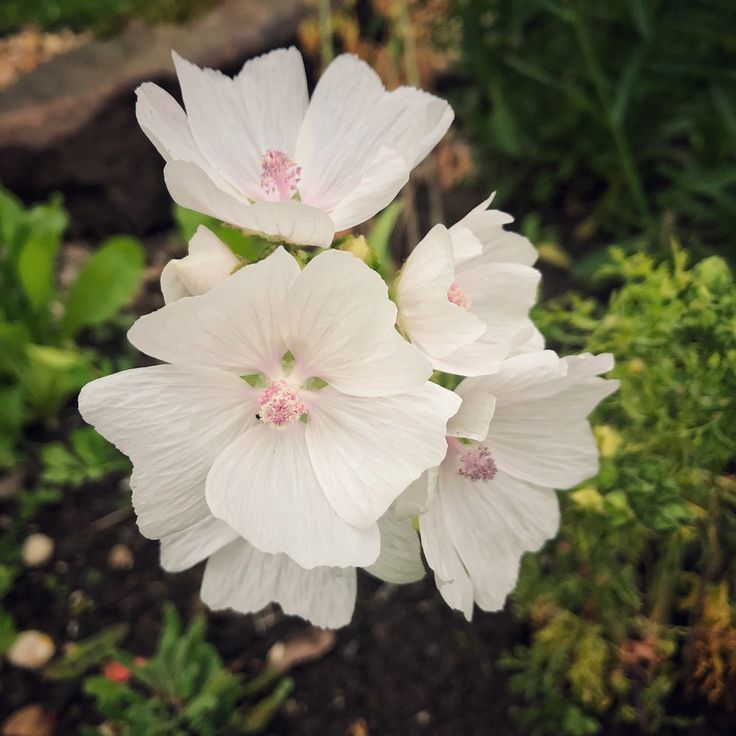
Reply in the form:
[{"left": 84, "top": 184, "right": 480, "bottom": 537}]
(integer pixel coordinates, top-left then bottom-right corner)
[{"left": 0, "top": 0, "right": 306, "bottom": 238}]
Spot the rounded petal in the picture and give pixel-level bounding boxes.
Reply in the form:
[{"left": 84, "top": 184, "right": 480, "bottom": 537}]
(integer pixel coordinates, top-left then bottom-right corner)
[
  {"left": 163, "top": 160, "right": 334, "bottom": 246},
  {"left": 447, "top": 380, "right": 496, "bottom": 440},
  {"left": 160, "top": 515, "right": 239, "bottom": 572},
  {"left": 78, "top": 365, "right": 256, "bottom": 539},
  {"left": 296, "top": 54, "right": 452, "bottom": 210},
  {"left": 306, "top": 382, "right": 461, "bottom": 528},
  {"left": 394, "top": 467, "right": 438, "bottom": 520},
  {"left": 328, "top": 146, "right": 409, "bottom": 231},
  {"left": 205, "top": 423, "right": 379, "bottom": 569},
  {"left": 419, "top": 492, "right": 474, "bottom": 620},
  {"left": 129, "top": 247, "right": 300, "bottom": 375},
  {"left": 364, "top": 514, "right": 425, "bottom": 584},
  {"left": 233, "top": 46, "right": 309, "bottom": 159},
  {"left": 202, "top": 539, "right": 357, "bottom": 628},
  {"left": 135, "top": 82, "right": 239, "bottom": 197},
  {"left": 397, "top": 225, "right": 486, "bottom": 361},
  {"left": 161, "top": 226, "right": 239, "bottom": 304},
  {"left": 284, "top": 249, "right": 431, "bottom": 397},
  {"left": 486, "top": 356, "right": 619, "bottom": 488},
  {"left": 438, "top": 464, "right": 559, "bottom": 612}
]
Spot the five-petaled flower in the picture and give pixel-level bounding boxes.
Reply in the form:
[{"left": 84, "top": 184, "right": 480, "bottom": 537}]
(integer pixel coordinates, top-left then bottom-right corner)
[
  {"left": 415, "top": 351, "right": 619, "bottom": 619},
  {"left": 136, "top": 47, "right": 453, "bottom": 247},
  {"left": 396, "top": 194, "right": 543, "bottom": 376},
  {"left": 79, "top": 248, "right": 459, "bottom": 574}
]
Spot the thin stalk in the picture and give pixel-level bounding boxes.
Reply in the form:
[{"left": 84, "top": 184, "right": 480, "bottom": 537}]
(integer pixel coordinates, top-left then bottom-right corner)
[{"left": 318, "top": 0, "right": 334, "bottom": 69}]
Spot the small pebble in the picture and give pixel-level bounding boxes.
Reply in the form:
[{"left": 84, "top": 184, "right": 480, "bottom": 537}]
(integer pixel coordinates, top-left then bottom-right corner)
[
  {"left": 21, "top": 534, "right": 54, "bottom": 567},
  {"left": 6, "top": 631, "right": 55, "bottom": 670},
  {"left": 1, "top": 703, "right": 55, "bottom": 736},
  {"left": 108, "top": 544, "right": 134, "bottom": 570},
  {"left": 415, "top": 710, "right": 432, "bottom": 726}
]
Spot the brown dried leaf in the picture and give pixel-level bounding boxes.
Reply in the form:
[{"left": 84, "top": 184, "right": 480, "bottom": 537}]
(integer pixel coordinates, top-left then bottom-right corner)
[{"left": 266, "top": 627, "right": 336, "bottom": 674}]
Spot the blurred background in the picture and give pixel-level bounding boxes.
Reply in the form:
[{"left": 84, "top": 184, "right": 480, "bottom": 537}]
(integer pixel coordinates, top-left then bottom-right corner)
[{"left": 0, "top": 1, "right": 735, "bottom": 734}]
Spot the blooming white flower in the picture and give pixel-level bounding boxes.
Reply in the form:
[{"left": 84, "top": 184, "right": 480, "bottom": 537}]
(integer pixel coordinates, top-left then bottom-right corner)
[
  {"left": 160, "top": 511, "right": 425, "bottom": 629},
  {"left": 160, "top": 225, "right": 239, "bottom": 304},
  {"left": 395, "top": 194, "right": 542, "bottom": 376},
  {"left": 136, "top": 47, "right": 453, "bottom": 247},
  {"left": 413, "top": 351, "right": 618, "bottom": 619},
  {"left": 79, "top": 246, "right": 460, "bottom": 573}
]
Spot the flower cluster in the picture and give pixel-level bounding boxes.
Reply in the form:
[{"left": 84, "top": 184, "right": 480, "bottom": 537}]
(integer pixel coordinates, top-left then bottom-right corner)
[{"left": 79, "top": 47, "right": 618, "bottom": 628}]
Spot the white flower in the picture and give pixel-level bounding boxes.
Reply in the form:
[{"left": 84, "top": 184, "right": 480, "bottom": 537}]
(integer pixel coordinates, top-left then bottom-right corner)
[
  {"left": 159, "top": 511, "right": 425, "bottom": 629},
  {"left": 395, "top": 194, "right": 541, "bottom": 376},
  {"left": 160, "top": 225, "right": 239, "bottom": 304},
  {"left": 414, "top": 351, "right": 619, "bottom": 619},
  {"left": 79, "top": 247, "right": 459, "bottom": 573},
  {"left": 136, "top": 47, "right": 453, "bottom": 247}
]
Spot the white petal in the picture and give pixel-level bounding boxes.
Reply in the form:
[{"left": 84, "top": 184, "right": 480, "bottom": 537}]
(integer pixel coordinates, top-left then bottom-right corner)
[
  {"left": 283, "top": 249, "right": 431, "bottom": 397},
  {"left": 233, "top": 47, "right": 309, "bottom": 159},
  {"left": 387, "top": 86, "right": 454, "bottom": 167},
  {"left": 205, "top": 422, "right": 379, "bottom": 569},
  {"left": 394, "top": 467, "right": 438, "bottom": 519},
  {"left": 202, "top": 539, "right": 356, "bottom": 628},
  {"left": 397, "top": 225, "right": 486, "bottom": 360},
  {"left": 451, "top": 194, "right": 537, "bottom": 267},
  {"left": 328, "top": 146, "right": 409, "bottom": 231},
  {"left": 432, "top": 263, "right": 541, "bottom": 376},
  {"left": 172, "top": 51, "right": 262, "bottom": 198},
  {"left": 487, "top": 373, "right": 619, "bottom": 488},
  {"left": 78, "top": 365, "right": 256, "bottom": 539},
  {"left": 306, "top": 382, "right": 460, "bottom": 528},
  {"left": 296, "top": 54, "right": 451, "bottom": 210},
  {"left": 160, "top": 515, "right": 239, "bottom": 572},
  {"left": 161, "top": 226, "right": 239, "bottom": 304},
  {"left": 447, "top": 380, "right": 496, "bottom": 440},
  {"left": 364, "top": 514, "right": 425, "bottom": 584},
  {"left": 419, "top": 492, "right": 474, "bottom": 620},
  {"left": 135, "top": 83, "right": 240, "bottom": 197},
  {"left": 163, "top": 160, "right": 334, "bottom": 247},
  {"left": 129, "top": 247, "right": 299, "bottom": 375},
  {"left": 439, "top": 464, "right": 559, "bottom": 612}
]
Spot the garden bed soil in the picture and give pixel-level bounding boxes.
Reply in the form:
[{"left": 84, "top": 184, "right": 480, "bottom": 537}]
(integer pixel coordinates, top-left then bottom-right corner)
[{"left": 1, "top": 466, "right": 524, "bottom": 736}]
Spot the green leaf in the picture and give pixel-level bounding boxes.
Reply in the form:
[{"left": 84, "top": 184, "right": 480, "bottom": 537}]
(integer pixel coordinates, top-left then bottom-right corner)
[
  {"left": 0, "top": 609, "right": 17, "bottom": 654},
  {"left": 61, "top": 236, "right": 144, "bottom": 339},
  {"left": 366, "top": 201, "right": 402, "bottom": 278},
  {"left": 46, "top": 624, "right": 129, "bottom": 680},
  {"left": 15, "top": 199, "right": 67, "bottom": 313}
]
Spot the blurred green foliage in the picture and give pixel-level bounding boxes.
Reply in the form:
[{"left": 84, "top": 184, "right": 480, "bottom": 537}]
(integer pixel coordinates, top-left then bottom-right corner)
[
  {"left": 0, "top": 187, "right": 143, "bottom": 468},
  {"left": 0, "top": 0, "right": 219, "bottom": 35},
  {"left": 453, "top": 0, "right": 736, "bottom": 260},
  {"left": 80, "top": 605, "right": 292, "bottom": 735},
  {"left": 503, "top": 248, "right": 736, "bottom": 733}
]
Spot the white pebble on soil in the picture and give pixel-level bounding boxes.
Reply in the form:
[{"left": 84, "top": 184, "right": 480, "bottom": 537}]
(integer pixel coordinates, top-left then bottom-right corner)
[
  {"left": 21, "top": 533, "right": 54, "bottom": 567},
  {"left": 6, "top": 631, "right": 55, "bottom": 670}
]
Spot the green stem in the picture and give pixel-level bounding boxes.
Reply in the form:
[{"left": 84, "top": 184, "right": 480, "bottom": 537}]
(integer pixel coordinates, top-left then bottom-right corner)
[{"left": 318, "top": 0, "right": 334, "bottom": 69}]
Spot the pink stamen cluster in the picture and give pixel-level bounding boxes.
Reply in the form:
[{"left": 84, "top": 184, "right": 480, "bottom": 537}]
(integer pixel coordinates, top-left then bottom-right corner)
[
  {"left": 457, "top": 445, "right": 497, "bottom": 481},
  {"left": 258, "top": 380, "right": 307, "bottom": 428},
  {"left": 260, "top": 150, "right": 301, "bottom": 200},
  {"left": 447, "top": 281, "right": 471, "bottom": 309}
]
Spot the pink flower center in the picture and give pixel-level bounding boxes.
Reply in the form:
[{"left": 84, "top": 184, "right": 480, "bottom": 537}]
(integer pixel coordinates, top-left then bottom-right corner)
[
  {"left": 457, "top": 444, "right": 497, "bottom": 481},
  {"left": 447, "top": 281, "right": 470, "bottom": 309},
  {"left": 260, "top": 150, "right": 301, "bottom": 200},
  {"left": 258, "top": 380, "right": 307, "bottom": 428}
]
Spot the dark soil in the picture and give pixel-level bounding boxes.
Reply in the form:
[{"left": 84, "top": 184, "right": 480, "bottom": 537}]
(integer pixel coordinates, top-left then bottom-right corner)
[{"left": 1, "top": 468, "right": 523, "bottom": 736}]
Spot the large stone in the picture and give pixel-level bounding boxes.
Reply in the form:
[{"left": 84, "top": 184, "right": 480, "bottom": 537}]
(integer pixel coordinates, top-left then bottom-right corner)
[{"left": 0, "top": 0, "right": 306, "bottom": 238}]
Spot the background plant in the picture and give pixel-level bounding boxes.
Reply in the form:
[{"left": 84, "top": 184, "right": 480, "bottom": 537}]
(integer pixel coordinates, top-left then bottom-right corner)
[
  {"left": 502, "top": 248, "right": 736, "bottom": 734},
  {"left": 452, "top": 0, "right": 736, "bottom": 265},
  {"left": 0, "top": 187, "right": 144, "bottom": 468}
]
